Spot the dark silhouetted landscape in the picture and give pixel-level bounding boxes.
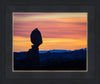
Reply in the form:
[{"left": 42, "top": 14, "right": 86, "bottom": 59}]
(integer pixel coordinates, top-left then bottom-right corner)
[{"left": 14, "top": 48, "right": 86, "bottom": 70}]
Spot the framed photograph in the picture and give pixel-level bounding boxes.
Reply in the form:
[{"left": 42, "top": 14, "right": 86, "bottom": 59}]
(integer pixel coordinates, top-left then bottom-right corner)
[
  {"left": 13, "top": 12, "right": 87, "bottom": 72},
  {"left": 1, "top": 0, "right": 99, "bottom": 84},
  {"left": 5, "top": 5, "right": 95, "bottom": 78}
]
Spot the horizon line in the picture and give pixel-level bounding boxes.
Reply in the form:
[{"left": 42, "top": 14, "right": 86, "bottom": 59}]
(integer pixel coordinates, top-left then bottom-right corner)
[{"left": 14, "top": 48, "right": 87, "bottom": 53}]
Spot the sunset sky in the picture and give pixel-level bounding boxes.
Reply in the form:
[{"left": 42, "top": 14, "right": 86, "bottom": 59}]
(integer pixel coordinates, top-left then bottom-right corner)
[{"left": 13, "top": 12, "right": 87, "bottom": 52}]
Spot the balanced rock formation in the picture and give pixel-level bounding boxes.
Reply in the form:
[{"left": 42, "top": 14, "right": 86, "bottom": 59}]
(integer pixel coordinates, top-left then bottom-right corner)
[{"left": 27, "top": 28, "right": 43, "bottom": 65}]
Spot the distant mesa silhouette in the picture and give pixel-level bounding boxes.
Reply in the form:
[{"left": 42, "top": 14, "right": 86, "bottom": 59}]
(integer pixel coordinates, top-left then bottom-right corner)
[{"left": 26, "top": 28, "right": 43, "bottom": 65}]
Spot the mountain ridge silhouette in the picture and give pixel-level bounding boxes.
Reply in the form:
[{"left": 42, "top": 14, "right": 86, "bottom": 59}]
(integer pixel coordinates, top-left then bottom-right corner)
[{"left": 14, "top": 48, "right": 87, "bottom": 53}]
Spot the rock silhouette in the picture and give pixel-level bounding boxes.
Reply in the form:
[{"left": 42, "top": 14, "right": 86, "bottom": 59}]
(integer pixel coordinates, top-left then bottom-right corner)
[
  {"left": 31, "top": 28, "right": 42, "bottom": 45},
  {"left": 26, "top": 28, "right": 43, "bottom": 65}
]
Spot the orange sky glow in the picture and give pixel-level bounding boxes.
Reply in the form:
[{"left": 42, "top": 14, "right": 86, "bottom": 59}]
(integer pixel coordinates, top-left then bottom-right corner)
[{"left": 13, "top": 12, "right": 87, "bottom": 52}]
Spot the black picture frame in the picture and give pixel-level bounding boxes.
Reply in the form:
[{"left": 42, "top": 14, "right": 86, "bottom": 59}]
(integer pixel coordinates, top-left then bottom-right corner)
[{"left": 0, "top": 0, "right": 100, "bottom": 84}]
